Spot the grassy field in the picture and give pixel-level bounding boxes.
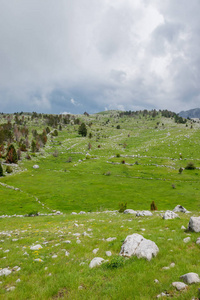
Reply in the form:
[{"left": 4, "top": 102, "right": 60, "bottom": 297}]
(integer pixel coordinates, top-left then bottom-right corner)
[{"left": 0, "top": 111, "right": 200, "bottom": 299}]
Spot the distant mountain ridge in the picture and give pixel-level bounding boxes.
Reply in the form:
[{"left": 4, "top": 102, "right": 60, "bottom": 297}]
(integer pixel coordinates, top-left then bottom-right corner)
[{"left": 178, "top": 108, "right": 200, "bottom": 118}]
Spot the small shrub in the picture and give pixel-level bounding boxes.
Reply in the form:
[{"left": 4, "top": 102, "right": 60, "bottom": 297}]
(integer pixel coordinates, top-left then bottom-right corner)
[
  {"left": 119, "top": 202, "right": 127, "bottom": 213},
  {"left": 66, "top": 157, "right": 72, "bottom": 163},
  {"left": 6, "top": 165, "right": 13, "bottom": 173},
  {"left": 53, "top": 150, "right": 59, "bottom": 157},
  {"left": 116, "top": 125, "right": 120, "bottom": 129},
  {"left": 0, "top": 163, "right": 3, "bottom": 177},
  {"left": 105, "top": 256, "right": 125, "bottom": 269},
  {"left": 121, "top": 160, "right": 125, "bottom": 164},
  {"left": 104, "top": 171, "right": 111, "bottom": 176},
  {"left": 172, "top": 184, "right": 176, "bottom": 189},
  {"left": 185, "top": 162, "right": 196, "bottom": 170},
  {"left": 179, "top": 167, "right": 183, "bottom": 174},
  {"left": 150, "top": 201, "right": 157, "bottom": 211},
  {"left": 25, "top": 153, "right": 31, "bottom": 160},
  {"left": 135, "top": 161, "right": 139, "bottom": 165},
  {"left": 116, "top": 154, "right": 120, "bottom": 158}
]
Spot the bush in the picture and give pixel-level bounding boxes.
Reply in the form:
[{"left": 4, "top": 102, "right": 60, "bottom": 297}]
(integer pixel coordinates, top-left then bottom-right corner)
[
  {"left": 0, "top": 163, "right": 3, "bottom": 176},
  {"left": 121, "top": 160, "right": 125, "bottom": 164},
  {"left": 179, "top": 167, "right": 183, "bottom": 174},
  {"left": 185, "top": 162, "right": 196, "bottom": 170},
  {"left": 78, "top": 123, "right": 87, "bottom": 137},
  {"left": 150, "top": 201, "right": 157, "bottom": 211},
  {"left": 6, "top": 144, "right": 18, "bottom": 164},
  {"left": 116, "top": 125, "right": 120, "bottom": 129},
  {"left": 119, "top": 202, "right": 127, "bottom": 213},
  {"left": 116, "top": 154, "right": 120, "bottom": 158},
  {"left": 66, "top": 157, "right": 72, "bottom": 163},
  {"left": 105, "top": 256, "right": 125, "bottom": 269},
  {"left": 6, "top": 165, "right": 13, "bottom": 173}
]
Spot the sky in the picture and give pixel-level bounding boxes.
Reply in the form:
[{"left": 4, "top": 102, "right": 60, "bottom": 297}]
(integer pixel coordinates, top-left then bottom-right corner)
[{"left": 0, "top": 0, "right": 200, "bottom": 114}]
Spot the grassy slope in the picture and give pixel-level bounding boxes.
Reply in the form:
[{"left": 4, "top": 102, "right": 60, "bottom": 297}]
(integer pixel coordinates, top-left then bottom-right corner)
[{"left": 0, "top": 112, "right": 200, "bottom": 299}]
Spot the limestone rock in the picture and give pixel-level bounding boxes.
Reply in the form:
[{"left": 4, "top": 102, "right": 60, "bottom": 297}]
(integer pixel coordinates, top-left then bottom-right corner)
[
  {"left": 119, "top": 233, "right": 159, "bottom": 261},
  {"left": 105, "top": 251, "right": 112, "bottom": 257},
  {"left": 0, "top": 268, "right": 11, "bottom": 276},
  {"left": 172, "top": 282, "right": 188, "bottom": 291},
  {"left": 136, "top": 211, "right": 153, "bottom": 217},
  {"left": 180, "top": 272, "right": 200, "bottom": 284},
  {"left": 33, "top": 165, "right": 39, "bottom": 169},
  {"left": 89, "top": 257, "right": 104, "bottom": 268},
  {"left": 106, "top": 237, "right": 116, "bottom": 242},
  {"left": 162, "top": 210, "right": 179, "bottom": 220},
  {"left": 196, "top": 237, "right": 200, "bottom": 245},
  {"left": 188, "top": 217, "right": 200, "bottom": 232},
  {"left": 183, "top": 237, "right": 191, "bottom": 243},
  {"left": 30, "top": 244, "right": 43, "bottom": 250},
  {"left": 124, "top": 209, "right": 137, "bottom": 215},
  {"left": 173, "top": 205, "right": 189, "bottom": 213}
]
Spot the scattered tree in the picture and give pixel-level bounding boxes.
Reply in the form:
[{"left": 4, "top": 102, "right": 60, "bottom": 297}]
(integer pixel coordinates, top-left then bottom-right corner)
[
  {"left": 6, "top": 144, "right": 18, "bottom": 164},
  {"left": 78, "top": 123, "right": 87, "bottom": 137}
]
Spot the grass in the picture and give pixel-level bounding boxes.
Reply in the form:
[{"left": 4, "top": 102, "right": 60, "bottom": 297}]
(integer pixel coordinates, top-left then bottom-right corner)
[{"left": 0, "top": 111, "right": 200, "bottom": 298}]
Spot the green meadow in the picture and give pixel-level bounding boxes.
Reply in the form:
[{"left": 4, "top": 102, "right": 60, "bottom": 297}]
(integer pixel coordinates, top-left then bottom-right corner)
[{"left": 0, "top": 111, "right": 200, "bottom": 299}]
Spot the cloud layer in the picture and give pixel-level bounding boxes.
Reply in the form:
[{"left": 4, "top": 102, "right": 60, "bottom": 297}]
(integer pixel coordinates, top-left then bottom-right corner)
[{"left": 0, "top": 0, "right": 200, "bottom": 113}]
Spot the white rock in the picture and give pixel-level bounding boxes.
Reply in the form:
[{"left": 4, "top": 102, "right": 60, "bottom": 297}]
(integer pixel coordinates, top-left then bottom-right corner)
[
  {"left": 30, "top": 244, "right": 43, "bottom": 250},
  {"left": 63, "top": 240, "right": 71, "bottom": 244},
  {"left": 188, "top": 217, "right": 200, "bottom": 232},
  {"left": 136, "top": 211, "right": 153, "bottom": 217},
  {"left": 180, "top": 272, "right": 200, "bottom": 284},
  {"left": 71, "top": 212, "right": 77, "bottom": 215},
  {"left": 170, "top": 263, "right": 175, "bottom": 268},
  {"left": 181, "top": 225, "right": 186, "bottom": 230},
  {"left": 154, "top": 279, "right": 159, "bottom": 283},
  {"left": 120, "top": 233, "right": 159, "bottom": 261},
  {"left": 123, "top": 209, "right": 137, "bottom": 215},
  {"left": 65, "top": 251, "right": 70, "bottom": 256},
  {"left": 162, "top": 210, "right": 179, "bottom": 220},
  {"left": 196, "top": 237, "right": 200, "bottom": 245},
  {"left": 105, "top": 251, "right": 112, "bottom": 257},
  {"left": 183, "top": 237, "right": 191, "bottom": 243},
  {"left": 0, "top": 268, "right": 11, "bottom": 276},
  {"left": 76, "top": 239, "right": 81, "bottom": 244},
  {"left": 16, "top": 279, "right": 21, "bottom": 283},
  {"left": 92, "top": 248, "right": 99, "bottom": 254},
  {"left": 106, "top": 237, "right": 116, "bottom": 242},
  {"left": 173, "top": 205, "right": 189, "bottom": 213},
  {"left": 52, "top": 255, "right": 57, "bottom": 258},
  {"left": 34, "top": 258, "right": 43, "bottom": 262},
  {"left": 89, "top": 257, "right": 104, "bottom": 268},
  {"left": 7, "top": 286, "right": 15, "bottom": 292},
  {"left": 172, "top": 282, "right": 188, "bottom": 291},
  {"left": 162, "top": 266, "right": 170, "bottom": 270},
  {"left": 79, "top": 211, "right": 86, "bottom": 214},
  {"left": 33, "top": 165, "right": 39, "bottom": 169}
]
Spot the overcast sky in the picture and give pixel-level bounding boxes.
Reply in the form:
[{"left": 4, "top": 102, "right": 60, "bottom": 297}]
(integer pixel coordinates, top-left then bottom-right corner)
[{"left": 0, "top": 0, "right": 200, "bottom": 114}]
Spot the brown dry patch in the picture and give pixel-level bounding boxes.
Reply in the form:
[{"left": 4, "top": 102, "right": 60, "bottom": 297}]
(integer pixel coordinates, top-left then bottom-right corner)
[{"left": 52, "top": 287, "right": 69, "bottom": 299}]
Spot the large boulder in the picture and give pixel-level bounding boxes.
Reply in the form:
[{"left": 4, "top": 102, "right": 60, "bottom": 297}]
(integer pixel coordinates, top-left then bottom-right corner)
[
  {"left": 162, "top": 210, "right": 179, "bottom": 220},
  {"left": 180, "top": 272, "right": 200, "bottom": 284},
  {"left": 136, "top": 211, "right": 153, "bottom": 217},
  {"left": 188, "top": 217, "right": 200, "bottom": 232},
  {"left": 119, "top": 233, "right": 159, "bottom": 261},
  {"left": 173, "top": 205, "right": 189, "bottom": 213}
]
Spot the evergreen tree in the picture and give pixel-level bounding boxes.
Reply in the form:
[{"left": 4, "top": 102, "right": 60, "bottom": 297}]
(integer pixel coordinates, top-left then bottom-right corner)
[
  {"left": 78, "top": 123, "right": 87, "bottom": 137},
  {"left": 0, "top": 163, "right": 3, "bottom": 176},
  {"left": 6, "top": 144, "right": 18, "bottom": 163}
]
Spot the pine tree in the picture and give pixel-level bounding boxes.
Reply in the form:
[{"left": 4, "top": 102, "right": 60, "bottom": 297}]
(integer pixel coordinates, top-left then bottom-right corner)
[
  {"left": 6, "top": 144, "right": 18, "bottom": 164},
  {"left": 78, "top": 123, "right": 87, "bottom": 137},
  {"left": 0, "top": 163, "right": 3, "bottom": 176}
]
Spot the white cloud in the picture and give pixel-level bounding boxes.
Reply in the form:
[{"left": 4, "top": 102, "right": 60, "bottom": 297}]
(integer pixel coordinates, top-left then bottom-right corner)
[{"left": 0, "top": 0, "right": 200, "bottom": 113}]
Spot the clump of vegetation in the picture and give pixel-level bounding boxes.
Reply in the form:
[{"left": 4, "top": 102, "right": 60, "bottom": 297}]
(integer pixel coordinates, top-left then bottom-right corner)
[
  {"left": 104, "top": 171, "right": 111, "bottom": 176},
  {"left": 172, "top": 184, "right": 176, "bottom": 189},
  {"left": 53, "top": 149, "right": 59, "bottom": 157},
  {"left": 116, "top": 125, "right": 120, "bottom": 129},
  {"left": 25, "top": 153, "right": 31, "bottom": 160},
  {"left": 118, "top": 202, "right": 127, "bottom": 213},
  {"left": 121, "top": 160, "right": 125, "bottom": 164},
  {"left": 6, "top": 144, "right": 18, "bottom": 164},
  {"left": 0, "top": 163, "right": 3, "bottom": 176},
  {"left": 150, "top": 201, "right": 157, "bottom": 211},
  {"left": 105, "top": 256, "right": 125, "bottom": 269},
  {"left": 6, "top": 165, "right": 13, "bottom": 173},
  {"left": 66, "top": 157, "right": 72, "bottom": 163},
  {"left": 78, "top": 123, "right": 87, "bottom": 137},
  {"left": 179, "top": 167, "right": 183, "bottom": 174},
  {"left": 185, "top": 162, "right": 196, "bottom": 170},
  {"left": 116, "top": 153, "right": 120, "bottom": 158}
]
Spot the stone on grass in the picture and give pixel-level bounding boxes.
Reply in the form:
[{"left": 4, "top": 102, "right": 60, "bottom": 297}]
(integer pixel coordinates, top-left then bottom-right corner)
[
  {"left": 52, "top": 255, "right": 57, "bottom": 258},
  {"left": 30, "top": 244, "right": 43, "bottom": 250},
  {"left": 181, "top": 225, "right": 186, "bottom": 230},
  {"left": 188, "top": 217, "right": 200, "bottom": 232},
  {"left": 196, "top": 237, "right": 200, "bottom": 245},
  {"left": 6, "top": 286, "right": 15, "bottom": 292},
  {"left": 0, "top": 268, "right": 11, "bottom": 276},
  {"left": 33, "top": 165, "right": 39, "bottom": 169},
  {"left": 119, "top": 233, "right": 159, "bottom": 261},
  {"left": 183, "top": 237, "right": 191, "bottom": 243},
  {"left": 34, "top": 258, "right": 43, "bottom": 262},
  {"left": 89, "top": 257, "right": 104, "bottom": 268},
  {"left": 172, "top": 282, "right": 188, "bottom": 291},
  {"left": 106, "top": 251, "right": 112, "bottom": 257},
  {"left": 92, "top": 248, "right": 99, "bottom": 254},
  {"left": 79, "top": 211, "right": 86, "bottom": 214},
  {"left": 154, "top": 279, "right": 159, "bottom": 284},
  {"left": 136, "top": 211, "right": 153, "bottom": 217},
  {"left": 180, "top": 273, "right": 200, "bottom": 284},
  {"left": 65, "top": 251, "right": 70, "bottom": 256},
  {"left": 71, "top": 212, "right": 77, "bottom": 215},
  {"left": 63, "top": 240, "right": 71, "bottom": 244},
  {"left": 173, "top": 205, "right": 189, "bottom": 213},
  {"left": 124, "top": 209, "right": 137, "bottom": 215},
  {"left": 106, "top": 237, "right": 116, "bottom": 242},
  {"left": 162, "top": 210, "right": 179, "bottom": 220}
]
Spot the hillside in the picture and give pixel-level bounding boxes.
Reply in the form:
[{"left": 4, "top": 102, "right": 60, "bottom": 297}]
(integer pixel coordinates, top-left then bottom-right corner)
[
  {"left": 179, "top": 108, "right": 200, "bottom": 119},
  {"left": 0, "top": 110, "right": 200, "bottom": 299}
]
